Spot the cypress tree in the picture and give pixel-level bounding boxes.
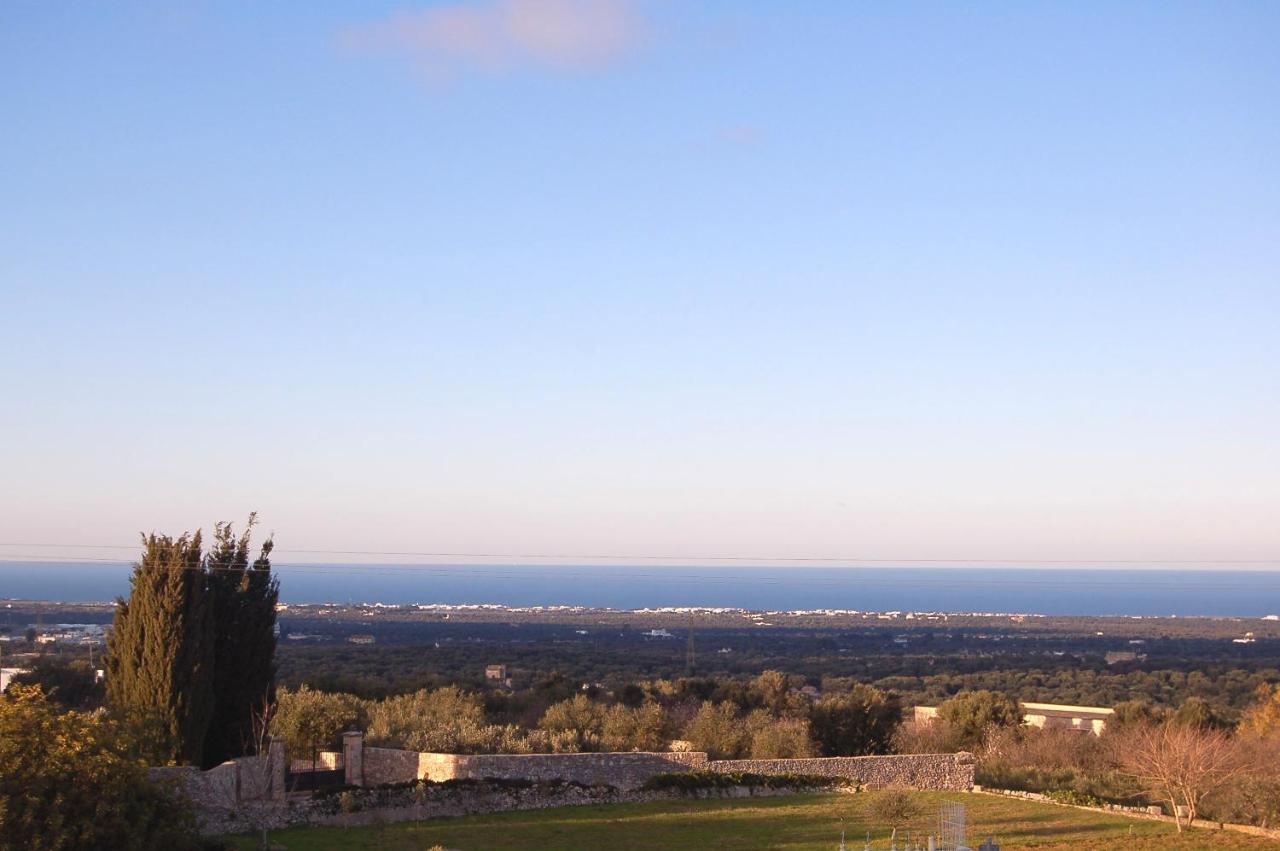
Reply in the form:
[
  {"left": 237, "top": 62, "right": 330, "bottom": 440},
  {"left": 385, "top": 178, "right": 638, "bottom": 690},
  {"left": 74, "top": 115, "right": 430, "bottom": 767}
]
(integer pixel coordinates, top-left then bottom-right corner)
[
  {"left": 203, "top": 514, "right": 278, "bottom": 766},
  {"left": 105, "top": 532, "right": 215, "bottom": 766}
]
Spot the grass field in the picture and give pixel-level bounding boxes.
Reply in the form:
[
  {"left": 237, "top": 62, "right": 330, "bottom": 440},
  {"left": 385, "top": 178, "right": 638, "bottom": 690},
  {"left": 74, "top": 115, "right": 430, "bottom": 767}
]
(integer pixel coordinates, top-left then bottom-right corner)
[{"left": 228, "top": 791, "right": 1278, "bottom": 850}]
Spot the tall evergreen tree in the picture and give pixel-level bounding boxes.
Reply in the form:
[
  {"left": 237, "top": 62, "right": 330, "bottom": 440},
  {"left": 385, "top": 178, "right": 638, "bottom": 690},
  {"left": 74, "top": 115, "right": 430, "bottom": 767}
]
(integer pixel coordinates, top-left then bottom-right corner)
[
  {"left": 203, "top": 514, "right": 278, "bottom": 766},
  {"left": 105, "top": 532, "right": 214, "bottom": 766}
]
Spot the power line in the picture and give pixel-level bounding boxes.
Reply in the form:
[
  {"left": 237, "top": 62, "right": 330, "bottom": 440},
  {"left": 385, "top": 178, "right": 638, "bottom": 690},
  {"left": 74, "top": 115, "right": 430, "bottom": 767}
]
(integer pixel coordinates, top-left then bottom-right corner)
[
  {"left": 3, "top": 556, "right": 1279, "bottom": 585},
  {"left": 0, "top": 542, "right": 1275, "bottom": 566}
]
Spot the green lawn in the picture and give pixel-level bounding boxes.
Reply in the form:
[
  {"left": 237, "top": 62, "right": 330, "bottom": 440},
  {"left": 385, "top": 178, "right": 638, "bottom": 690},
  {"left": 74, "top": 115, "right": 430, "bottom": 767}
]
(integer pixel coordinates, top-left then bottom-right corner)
[{"left": 229, "top": 792, "right": 1276, "bottom": 850}]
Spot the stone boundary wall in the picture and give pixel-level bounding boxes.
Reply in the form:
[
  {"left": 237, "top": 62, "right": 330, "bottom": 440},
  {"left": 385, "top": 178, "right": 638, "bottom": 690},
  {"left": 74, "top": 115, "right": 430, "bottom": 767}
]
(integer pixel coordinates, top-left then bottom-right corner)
[
  {"left": 357, "top": 743, "right": 709, "bottom": 789},
  {"left": 198, "top": 779, "right": 849, "bottom": 836},
  {"left": 705, "top": 753, "right": 975, "bottom": 791},
  {"left": 148, "top": 737, "right": 286, "bottom": 817},
  {"left": 363, "top": 746, "right": 423, "bottom": 786},
  {"left": 355, "top": 741, "right": 969, "bottom": 793},
  {"left": 234, "top": 753, "right": 280, "bottom": 801},
  {"left": 174, "top": 742, "right": 972, "bottom": 836},
  {"left": 362, "top": 749, "right": 709, "bottom": 790},
  {"left": 150, "top": 763, "right": 238, "bottom": 810},
  {"left": 419, "top": 751, "right": 708, "bottom": 790}
]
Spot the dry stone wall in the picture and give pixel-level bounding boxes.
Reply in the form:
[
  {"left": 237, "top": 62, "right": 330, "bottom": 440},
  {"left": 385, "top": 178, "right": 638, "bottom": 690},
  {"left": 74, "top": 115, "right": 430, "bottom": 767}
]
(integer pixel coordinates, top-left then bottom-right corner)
[
  {"left": 355, "top": 743, "right": 968, "bottom": 792},
  {"left": 234, "top": 753, "right": 279, "bottom": 801},
  {"left": 419, "top": 751, "right": 708, "bottom": 789},
  {"left": 363, "top": 746, "right": 422, "bottom": 786},
  {"left": 314, "top": 781, "right": 845, "bottom": 830},
  {"left": 149, "top": 761, "right": 248, "bottom": 811},
  {"left": 192, "top": 779, "right": 850, "bottom": 836},
  {"left": 173, "top": 740, "right": 973, "bottom": 837},
  {"left": 706, "top": 753, "right": 974, "bottom": 791},
  {"left": 148, "top": 737, "right": 286, "bottom": 822}
]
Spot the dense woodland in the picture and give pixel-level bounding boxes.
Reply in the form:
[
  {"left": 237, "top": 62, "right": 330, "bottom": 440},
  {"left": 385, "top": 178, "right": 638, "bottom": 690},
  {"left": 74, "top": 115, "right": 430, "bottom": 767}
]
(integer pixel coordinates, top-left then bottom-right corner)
[{"left": 259, "top": 614, "right": 1280, "bottom": 719}]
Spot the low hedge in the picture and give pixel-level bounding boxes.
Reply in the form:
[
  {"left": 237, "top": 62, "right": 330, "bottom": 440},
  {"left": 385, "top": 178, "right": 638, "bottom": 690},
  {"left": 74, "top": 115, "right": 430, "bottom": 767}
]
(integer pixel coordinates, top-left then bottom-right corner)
[
  {"left": 642, "top": 771, "right": 855, "bottom": 792},
  {"left": 1045, "top": 789, "right": 1108, "bottom": 808}
]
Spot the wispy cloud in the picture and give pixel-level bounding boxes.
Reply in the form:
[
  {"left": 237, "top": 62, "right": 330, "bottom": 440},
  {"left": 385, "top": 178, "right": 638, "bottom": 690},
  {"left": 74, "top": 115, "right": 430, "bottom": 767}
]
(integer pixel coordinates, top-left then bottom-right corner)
[
  {"left": 341, "top": 0, "right": 646, "bottom": 78},
  {"left": 719, "top": 124, "right": 764, "bottom": 146}
]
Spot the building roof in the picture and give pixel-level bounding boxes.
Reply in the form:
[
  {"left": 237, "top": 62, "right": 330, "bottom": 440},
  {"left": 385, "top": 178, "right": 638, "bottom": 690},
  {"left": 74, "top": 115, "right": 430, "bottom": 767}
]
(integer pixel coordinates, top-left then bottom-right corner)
[{"left": 1021, "top": 701, "right": 1114, "bottom": 718}]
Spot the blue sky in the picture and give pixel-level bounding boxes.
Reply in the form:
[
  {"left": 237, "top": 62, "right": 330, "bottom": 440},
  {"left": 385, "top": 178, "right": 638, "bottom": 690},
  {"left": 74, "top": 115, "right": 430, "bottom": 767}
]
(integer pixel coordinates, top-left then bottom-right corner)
[{"left": 2, "top": 1, "right": 1277, "bottom": 565}]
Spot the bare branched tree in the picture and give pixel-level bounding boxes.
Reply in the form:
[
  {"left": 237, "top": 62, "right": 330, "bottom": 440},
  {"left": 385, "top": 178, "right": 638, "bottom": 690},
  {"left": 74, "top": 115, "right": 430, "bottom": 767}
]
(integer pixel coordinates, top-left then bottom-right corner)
[{"left": 1114, "top": 720, "right": 1245, "bottom": 831}]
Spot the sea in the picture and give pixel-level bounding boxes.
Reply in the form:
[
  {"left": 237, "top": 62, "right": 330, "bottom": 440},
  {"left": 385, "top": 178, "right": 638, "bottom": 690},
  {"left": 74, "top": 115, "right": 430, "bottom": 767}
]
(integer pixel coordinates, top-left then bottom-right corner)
[{"left": 0, "top": 561, "right": 1277, "bottom": 617}]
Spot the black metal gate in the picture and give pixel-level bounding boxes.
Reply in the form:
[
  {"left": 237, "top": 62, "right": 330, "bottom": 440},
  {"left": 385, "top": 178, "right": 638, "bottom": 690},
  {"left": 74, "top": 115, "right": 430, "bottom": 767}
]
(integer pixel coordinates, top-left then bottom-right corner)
[{"left": 287, "top": 767, "right": 345, "bottom": 792}]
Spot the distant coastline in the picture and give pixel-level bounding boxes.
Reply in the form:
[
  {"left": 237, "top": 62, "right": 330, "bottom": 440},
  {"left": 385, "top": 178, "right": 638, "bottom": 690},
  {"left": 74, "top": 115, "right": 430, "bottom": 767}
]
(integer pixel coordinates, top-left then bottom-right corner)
[{"left": 2, "top": 561, "right": 1278, "bottom": 617}]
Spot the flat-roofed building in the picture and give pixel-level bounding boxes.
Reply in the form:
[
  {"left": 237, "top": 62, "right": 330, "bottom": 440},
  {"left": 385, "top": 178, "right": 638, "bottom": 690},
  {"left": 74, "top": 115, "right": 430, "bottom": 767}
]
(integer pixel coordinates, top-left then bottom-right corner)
[
  {"left": 1020, "top": 702, "right": 1114, "bottom": 735},
  {"left": 1105, "top": 650, "right": 1142, "bottom": 665},
  {"left": 913, "top": 705, "right": 940, "bottom": 725},
  {"left": 912, "top": 701, "right": 1114, "bottom": 735}
]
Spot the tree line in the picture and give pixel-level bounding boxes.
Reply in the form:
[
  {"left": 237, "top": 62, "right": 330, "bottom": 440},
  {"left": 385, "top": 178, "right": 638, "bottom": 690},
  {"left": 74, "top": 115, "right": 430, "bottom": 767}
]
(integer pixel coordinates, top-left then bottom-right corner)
[
  {"left": 274, "top": 631, "right": 1279, "bottom": 717},
  {"left": 271, "top": 670, "right": 904, "bottom": 766},
  {"left": 267, "top": 674, "right": 1280, "bottom": 830}
]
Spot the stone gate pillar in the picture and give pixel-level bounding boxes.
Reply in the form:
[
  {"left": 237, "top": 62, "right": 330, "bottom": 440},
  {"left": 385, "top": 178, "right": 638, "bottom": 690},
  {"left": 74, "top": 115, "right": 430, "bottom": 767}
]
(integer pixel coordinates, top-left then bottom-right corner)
[
  {"left": 343, "top": 731, "right": 364, "bottom": 787},
  {"left": 268, "top": 735, "right": 286, "bottom": 801}
]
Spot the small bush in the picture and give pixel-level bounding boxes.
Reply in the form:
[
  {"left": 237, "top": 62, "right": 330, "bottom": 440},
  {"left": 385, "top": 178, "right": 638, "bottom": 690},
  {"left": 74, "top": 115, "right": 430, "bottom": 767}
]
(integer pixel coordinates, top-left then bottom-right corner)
[
  {"left": 1046, "top": 789, "right": 1106, "bottom": 807},
  {"left": 337, "top": 790, "right": 361, "bottom": 813},
  {"left": 867, "top": 788, "right": 921, "bottom": 827}
]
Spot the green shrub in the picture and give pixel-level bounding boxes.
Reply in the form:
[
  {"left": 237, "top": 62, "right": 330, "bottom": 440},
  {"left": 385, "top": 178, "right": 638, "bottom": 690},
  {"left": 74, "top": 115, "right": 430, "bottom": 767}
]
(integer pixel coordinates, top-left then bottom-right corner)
[
  {"left": 810, "top": 684, "right": 902, "bottom": 756},
  {"left": 365, "top": 686, "right": 505, "bottom": 753},
  {"left": 867, "top": 788, "right": 921, "bottom": 828},
  {"left": 681, "top": 702, "right": 749, "bottom": 759},
  {"left": 745, "top": 711, "right": 816, "bottom": 759},
  {"left": 0, "top": 685, "right": 201, "bottom": 851},
  {"left": 937, "top": 690, "right": 1022, "bottom": 748},
  {"left": 641, "top": 771, "right": 850, "bottom": 792},
  {"left": 601, "top": 701, "right": 671, "bottom": 752},
  {"left": 337, "top": 789, "right": 361, "bottom": 813},
  {"left": 1046, "top": 789, "right": 1106, "bottom": 807}
]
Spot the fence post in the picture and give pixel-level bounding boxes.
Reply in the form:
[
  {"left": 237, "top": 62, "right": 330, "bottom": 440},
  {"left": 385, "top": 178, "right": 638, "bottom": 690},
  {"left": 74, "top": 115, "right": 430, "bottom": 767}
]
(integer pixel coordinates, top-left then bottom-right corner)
[{"left": 343, "top": 731, "right": 364, "bottom": 787}]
